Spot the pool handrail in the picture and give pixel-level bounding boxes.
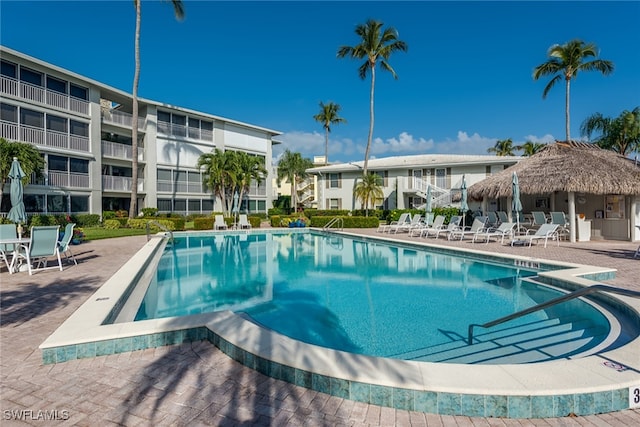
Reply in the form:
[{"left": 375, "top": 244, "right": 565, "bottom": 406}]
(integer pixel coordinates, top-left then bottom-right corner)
[
  {"left": 467, "top": 284, "right": 640, "bottom": 345},
  {"left": 323, "top": 217, "right": 344, "bottom": 231},
  {"left": 146, "top": 220, "right": 174, "bottom": 243}
]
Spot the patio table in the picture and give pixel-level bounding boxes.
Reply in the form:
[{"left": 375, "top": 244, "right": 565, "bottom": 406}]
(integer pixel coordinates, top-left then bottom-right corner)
[{"left": 0, "top": 237, "right": 30, "bottom": 273}]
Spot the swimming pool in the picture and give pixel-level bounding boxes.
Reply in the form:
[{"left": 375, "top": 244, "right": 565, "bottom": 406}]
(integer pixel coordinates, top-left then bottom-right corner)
[
  {"left": 130, "top": 231, "right": 613, "bottom": 364},
  {"left": 40, "top": 229, "right": 640, "bottom": 418}
]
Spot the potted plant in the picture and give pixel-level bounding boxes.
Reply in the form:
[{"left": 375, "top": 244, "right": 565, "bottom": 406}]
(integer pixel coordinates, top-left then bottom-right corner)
[{"left": 72, "top": 228, "right": 84, "bottom": 245}]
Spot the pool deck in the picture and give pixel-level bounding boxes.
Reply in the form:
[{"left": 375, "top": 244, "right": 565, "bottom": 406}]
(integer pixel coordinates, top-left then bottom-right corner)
[{"left": 1, "top": 231, "right": 640, "bottom": 426}]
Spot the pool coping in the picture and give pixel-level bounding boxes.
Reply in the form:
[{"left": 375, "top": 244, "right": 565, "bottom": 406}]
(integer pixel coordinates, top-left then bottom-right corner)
[{"left": 39, "top": 229, "right": 640, "bottom": 418}]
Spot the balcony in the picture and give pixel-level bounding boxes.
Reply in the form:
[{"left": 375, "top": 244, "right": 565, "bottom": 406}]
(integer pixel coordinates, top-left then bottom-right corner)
[
  {"left": 0, "top": 121, "right": 90, "bottom": 152},
  {"left": 1, "top": 75, "right": 89, "bottom": 115},
  {"left": 102, "top": 175, "right": 144, "bottom": 192},
  {"left": 156, "top": 180, "right": 205, "bottom": 194},
  {"left": 101, "top": 109, "right": 146, "bottom": 130},
  {"left": 157, "top": 121, "right": 213, "bottom": 142},
  {"left": 48, "top": 171, "right": 90, "bottom": 189},
  {"left": 101, "top": 140, "right": 144, "bottom": 161}
]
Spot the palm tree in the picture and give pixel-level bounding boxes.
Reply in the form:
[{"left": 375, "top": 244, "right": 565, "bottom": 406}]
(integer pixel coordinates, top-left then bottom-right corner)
[
  {"left": 313, "top": 101, "right": 346, "bottom": 165},
  {"left": 487, "top": 138, "right": 516, "bottom": 156},
  {"left": 233, "top": 151, "right": 268, "bottom": 213},
  {"left": 580, "top": 107, "right": 640, "bottom": 156},
  {"left": 129, "top": 0, "right": 185, "bottom": 219},
  {"left": 353, "top": 172, "right": 383, "bottom": 217},
  {"left": 276, "top": 150, "right": 314, "bottom": 213},
  {"left": 0, "top": 138, "right": 45, "bottom": 212},
  {"left": 533, "top": 39, "right": 614, "bottom": 143},
  {"left": 198, "top": 149, "right": 234, "bottom": 215},
  {"left": 516, "top": 141, "right": 546, "bottom": 157},
  {"left": 337, "top": 19, "right": 407, "bottom": 176}
]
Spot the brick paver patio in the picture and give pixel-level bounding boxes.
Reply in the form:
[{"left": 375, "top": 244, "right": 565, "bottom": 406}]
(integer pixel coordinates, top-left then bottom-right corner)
[{"left": 1, "top": 232, "right": 639, "bottom": 426}]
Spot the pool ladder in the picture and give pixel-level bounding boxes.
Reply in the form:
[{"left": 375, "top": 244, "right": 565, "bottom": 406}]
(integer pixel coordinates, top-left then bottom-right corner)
[
  {"left": 467, "top": 284, "right": 640, "bottom": 345},
  {"left": 146, "top": 220, "right": 174, "bottom": 244},
  {"left": 323, "top": 217, "right": 344, "bottom": 231}
]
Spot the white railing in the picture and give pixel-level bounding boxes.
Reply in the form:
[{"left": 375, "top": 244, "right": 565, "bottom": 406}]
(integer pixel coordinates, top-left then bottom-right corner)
[
  {"left": 101, "top": 109, "right": 146, "bottom": 130},
  {"left": 102, "top": 175, "right": 144, "bottom": 192},
  {"left": 410, "top": 177, "right": 452, "bottom": 207},
  {"left": 156, "top": 180, "right": 205, "bottom": 193},
  {"left": 48, "top": 171, "right": 90, "bottom": 188},
  {"left": 0, "top": 76, "right": 89, "bottom": 115},
  {"left": 101, "top": 140, "right": 144, "bottom": 161},
  {"left": 157, "top": 121, "right": 214, "bottom": 142},
  {"left": 0, "top": 121, "right": 19, "bottom": 141},
  {"left": 0, "top": 121, "right": 89, "bottom": 152}
]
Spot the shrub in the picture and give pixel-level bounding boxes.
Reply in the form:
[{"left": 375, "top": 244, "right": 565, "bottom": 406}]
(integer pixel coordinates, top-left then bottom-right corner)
[
  {"left": 309, "top": 216, "right": 379, "bottom": 228},
  {"left": 75, "top": 214, "right": 101, "bottom": 227},
  {"left": 29, "top": 214, "right": 56, "bottom": 226},
  {"left": 193, "top": 217, "right": 214, "bottom": 230},
  {"left": 103, "top": 219, "right": 121, "bottom": 229},
  {"left": 141, "top": 207, "right": 158, "bottom": 217},
  {"left": 102, "top": 211, "right": 116, "bottom": 220},
  {"left": 127, "top": 218, "right": 176, "bottom": 232}
]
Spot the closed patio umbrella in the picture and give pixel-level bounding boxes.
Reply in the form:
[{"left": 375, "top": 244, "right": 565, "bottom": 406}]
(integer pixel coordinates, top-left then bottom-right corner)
[
  {"left": 460, "top": 175, "right": 468, "bottom": 228},
  {"left": 512, "top": 172, "right": 523, "bottom": 233},
  {"left": 425, "top": 184, "right": 432, "bottom": 224},
  {"left": 232, "top": 190, "right": 239, "bottom": 224},
  {"left": 7, "top": 157, "right": 27, "bottom": 224}
]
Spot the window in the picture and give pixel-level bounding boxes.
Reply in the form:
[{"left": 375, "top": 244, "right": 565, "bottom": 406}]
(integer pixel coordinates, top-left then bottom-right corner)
[
  {"left": 46, "top": 76, "right": 67, "bottom": 94},
  {"left": 1, "top": 60, "right": 17, "bottom": 78},
  {"left": 201, "top": 121, "right": 213, "bottom": 132},
  {"left": 157, "top": 169, "right": 172, "bottom": 181},
  {"left": 172, "top": 114, "right": 186, "bottom": 126},
  {"left": 20, "top": 67, "right": 43, "bottom": 86},
  {"left": 188, "top": 199, "right": 200, "bottom": 212},
  {"left": 202, "top": 199, "right": 214, "bottom": 211},
  {"left": 71, "top": 196, "right": 89, "bottom": 212},
  {"left": 436, "top": 168, "right": 447, "bottom": 188},
  {"left": 24, "top": 194, "right": 45, "bottom": 213},
  {"left": 69, "top": 83, "right": 88, "bottom": 100},
  {"left": 174, "top": 199, "right": 186, "bottom": 212},
  {"left": 70, "top": 158, "right": 89, "bottom": 174},
  {"left": 158, "top": 199, "right": 172, "bottom": 211},
  {"left": 47, "top": 194, "right": 67, "bottom": 213},
  {"left": 69, "top": 120, "right": 88, "bottom": 137},
  {"left": 20, "top": 108, "right": 44, "bottom": 128},
  {"left": 188, "top": 171, "right": 201, "bottom": 183},
  {"left": 48, "top": 155, "right": 68, "bottom": 171},
  {"left": 328, "top": 198, "right": 341, "bottom": 210},
  {"left": 0, "top": 103, "right": 17, "bottom": 122},
  {"left": 328, "top": 173, "right": 341, "bottom": 188},
  {"left": 46, "top": 115, "right": 67, "bottom": 132},
  {"left": 157, "top": 111, "right": 171, "bottom": 123},
  {"left": 175, "top": 171, "right": 187, "bottom": 183}
]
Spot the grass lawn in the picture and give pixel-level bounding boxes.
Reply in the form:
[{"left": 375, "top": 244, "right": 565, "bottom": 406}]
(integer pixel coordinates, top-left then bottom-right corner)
[{"left": 82, "top": 227, "right": 148, "bottom": 241}]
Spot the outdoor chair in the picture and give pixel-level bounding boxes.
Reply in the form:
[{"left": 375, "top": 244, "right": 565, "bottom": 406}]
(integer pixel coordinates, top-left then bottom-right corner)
[
  {"left": 389, "top": 214, "right": 422, "bottom": 234},
  {"left": 550, "top": 212, "right": 570, "bottom": 240},
  {"left": 473, "top": 222, "right": 516, "bottom": 244},
  {"left": 379, "top": 212, "right": 410, "bottom": 233},
  {"left": 496, "top": 211, "right": 509, "bottom": 224},
  {"left": 1, "top": 223, "right": 17, "bottom": 272},
  {"left": 486, "top": 211, "right": 499, "bottom": 228},
  {"left": 58, "top": 223, "right": 78, "bottom": 265},
  {"left": 531, "top": 211, "right": 549, "bottom": 228},
  {"left": 12, "top": 226, "right": 62, "bottom": 275},
  {"left": 214, "top": 215, "right": 228, "bottom": 230},
  {"left": 411, "top": 215, "right": 445, "bottom": 237},
  {"left": 238, "top": 214, "right": 252, "bottom": 229},
  {"left": 511, "top": 223, "right": 559, "bottom": 248},
  {"left": 448, "top": 216, "right": 488, "bottom": 241},
  {"left": 430, "top": 215, "right": 461, "bottom": 239}
]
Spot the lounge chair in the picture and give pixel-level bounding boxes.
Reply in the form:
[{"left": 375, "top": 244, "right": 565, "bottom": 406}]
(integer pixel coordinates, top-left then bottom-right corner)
[
  {"left": 486, "top": 211, "right": 499, "bottom": 227},
  {"left": 511, "top": 223, "right": 559, "bottom": 248},
  {"left": 214, "top": 215, "right": 228, "bottom": 230},
  {"left": 389, "top": 214, "right": 422, "bottom": 234},
  {"left": 531, "top": 211, "right": 549, "bottom": 227},
  {"left": 473, "top": 222, "right": 516, "bottom": 244},
  {"left": 496, "top": 211, "right": 509, "bottom": 224},
  {"left": 429, "top": 215, "right": 461, "bottom": 239},
  {"left": 448, "top": 216, "right": 487, "bottom": 241},
  {"left": 379, "top": 212, "right": 410, "bottom": 233},
  {"left": 550, "top": 212, "right": 569, "bottom": 240},
  {"left": 411, "top": 215, "right": 445, "bottom": 237},
  {"left": 1, "top": 224, "right": 17, "bottom": 272},
  {"left": 238, "top": 214, "right": 252, "bottom": 229},
  {"left": 58, "top": 223, "right": 78, "bottom": 265},
  {"left": 11, "top": 226, "right": 63, "bottom": 275}
]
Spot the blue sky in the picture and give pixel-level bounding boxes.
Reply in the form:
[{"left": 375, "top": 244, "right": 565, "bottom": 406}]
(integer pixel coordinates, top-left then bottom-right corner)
[{"left": 2, "top": 1, "right": 639, "bottom": 163}]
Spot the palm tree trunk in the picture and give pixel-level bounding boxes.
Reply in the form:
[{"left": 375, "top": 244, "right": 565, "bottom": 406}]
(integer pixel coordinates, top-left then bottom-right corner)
[
  {"left": 324, "top": 127, "right": 329, "bottom": 165},
  {"left": 292, "top": 174, "right": 297, "bottom": 214},
  {"left": 129, "top": 0, "right": 141, "bottom": 219},
  {"left": 364, "top": 65, "right": 376, "bottom": 175},
  {"left": 565, "top": 77, "right": 571, "bottom": 142}
]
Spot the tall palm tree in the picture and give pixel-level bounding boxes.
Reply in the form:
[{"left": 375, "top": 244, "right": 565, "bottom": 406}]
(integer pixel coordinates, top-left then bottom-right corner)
[
  {"left": 580, "top": 107, "right": 640, "bottom": 156},
  {"left": 533, "top": 39, "right": 614, "bottom": 143},
  {"left": 276, "top": 150, "right": 314, "bottom": 213},
  {"left": 129, "top": 0, "right": 185, "bottom": 219},
  {"left": 233, "top": 151, "right": 268, "bottom": 213},
  {"left": 487, "top": 138, "right": 516, "bottom": 156},
  {"left": 353, "top": 172, "right": 383, "bottom": 217},
  {"left": 0, "top": 138, "right": 45, "bottom": 212},
  {"left": 516, "top": 141, "right": 546, "bottom": 157},
  {"left": 198, "top": 148, "right": 234, "bottom": 215},
  {"left": 337, "top": 19, "right": 407, "bottom": 176},
  {"left": 313, "top": 101, "right": 346, "bottom": 165}
]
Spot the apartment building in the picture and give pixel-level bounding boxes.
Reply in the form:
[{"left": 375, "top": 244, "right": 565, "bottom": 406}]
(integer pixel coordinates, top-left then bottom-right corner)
[
  {"left": 307, "top": 154, "right": 522, "bottom": 212},
  {"left": 0, "top": 46, "right": 281, "bottom": 218}
]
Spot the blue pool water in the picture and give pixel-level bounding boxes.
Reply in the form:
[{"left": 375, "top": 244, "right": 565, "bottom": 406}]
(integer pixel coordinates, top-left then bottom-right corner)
[{"left": 134, "top": 231, "right": 611, "bottom": 363}]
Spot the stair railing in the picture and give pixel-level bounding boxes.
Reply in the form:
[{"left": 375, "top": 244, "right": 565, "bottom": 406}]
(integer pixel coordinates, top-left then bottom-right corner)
[
  {"left": 323, "top": 217, "right": 343, "bottom": 231},
  {"left": 467, "top": 284, "right": 640, "bottom": 345}
]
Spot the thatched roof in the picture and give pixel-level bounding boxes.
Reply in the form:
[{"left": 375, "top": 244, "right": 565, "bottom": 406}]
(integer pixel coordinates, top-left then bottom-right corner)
[{"left": 468, "top": 141, "right": 640, "bottom": 200}]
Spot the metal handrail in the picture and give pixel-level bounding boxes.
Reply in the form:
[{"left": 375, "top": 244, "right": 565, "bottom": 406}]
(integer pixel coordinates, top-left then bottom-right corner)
[
  {"left": 146, "top": 220, "right": 174, "bottom": 243},
  {"left": 467, "top": 284, "right": 640, "bottom": 345},
  {"left": 323, "top": 217, "right": 344, "bottom": 231}
]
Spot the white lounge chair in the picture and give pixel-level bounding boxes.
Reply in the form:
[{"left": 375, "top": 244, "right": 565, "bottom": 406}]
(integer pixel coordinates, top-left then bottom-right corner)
[
  {"left": 238, "top": 214, "right": 252, "bottom": 229},
  {"left": 379, "top": 213, "right": 410, "bottom": 233},
  {"left": 11, "top": 226, "right": 63, "bottom": 275},
  {"left": 512, "top": 223, "right": 559, "bottom": 248},
  {"left": 411, "top": 215, "right": 445, "bottom": 237},
  {"left": 448, "top": 216, "right": 487, "bottom": 241},
  {"left": 531, "top": 211, "right": 549, "bottom": 227},
  {"left": 429, "top": 215, "right": 461, "bottom": 239},
  {"left": 473, "top": 222, "right": 516, "bottom": 244},
  {"left": 550, "top": 211, "right": 569, "bottom": 240},
  {"left": 58, "top": 222, "right": 78, "bottom": 265},
  {"left": 214, "top": 215, "right": 228, "bottom": 230},
  {"left": 389, "top": 214, "right": 422, "bottom": 234}
]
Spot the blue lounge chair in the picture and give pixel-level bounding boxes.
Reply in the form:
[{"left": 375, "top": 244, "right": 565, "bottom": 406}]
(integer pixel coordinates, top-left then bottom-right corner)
[{"left": 58, "top": 223, "right": 78, "bottom": 265}]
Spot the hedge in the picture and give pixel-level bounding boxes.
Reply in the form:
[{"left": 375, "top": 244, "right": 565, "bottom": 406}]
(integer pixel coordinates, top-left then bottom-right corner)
[
  {"left": 309, "top": 216, "right": 380, "bottom": 228},
  {"left": 127, "top": 218, "right": 178, "bottom": 232}
]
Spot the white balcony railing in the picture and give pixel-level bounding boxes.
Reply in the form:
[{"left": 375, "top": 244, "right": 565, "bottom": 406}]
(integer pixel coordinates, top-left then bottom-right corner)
[
  {"left": 0, "top": 75, "right": 89, "bottom": 115},
  {"left": 102, "top": 175, "right": 144, "bottom": 192},
  {"left": 0, "top": 121, "right": 90, "bottom": 152},
  {"left": 101, "top": 109, "right": 146, "bottom": 130},
  {"left": 101, "top": 140, "right": 145, "bottom": 161},
  {"left": 156, "top": 180, "right": 205, "bottom": 193},
  {"left": 48, "top": 171, "right": 90, "bottom": 188},
  {"left": 157, "top": 121, "right": 213, "bottom": 142}
]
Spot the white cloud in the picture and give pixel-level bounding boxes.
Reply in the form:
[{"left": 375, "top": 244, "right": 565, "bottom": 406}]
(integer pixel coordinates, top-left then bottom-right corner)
[{"left": 371, "top": 131, "right": 435, "bottom": 155}]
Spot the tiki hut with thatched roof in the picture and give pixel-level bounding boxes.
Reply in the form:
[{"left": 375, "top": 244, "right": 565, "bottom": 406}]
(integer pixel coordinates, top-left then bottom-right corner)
[{"left": 468, "top": 141, "right": 640, "bottom": 242}]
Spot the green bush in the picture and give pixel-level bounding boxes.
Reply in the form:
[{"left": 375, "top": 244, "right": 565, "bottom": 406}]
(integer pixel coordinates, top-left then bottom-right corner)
[
  {"left": 309, "top": 216, "right": 379, "bottom": 228},
  {"left": 76, "top": 214, "right": 101, "bottom": 227},
  {"left": 127, "top": 218, "right": 177, "bottom": 232},
  {"left": 247, "top": 216, "right": 261, "bottom": 228},
  {"left": 194, "top": 217, "right": 214, "bottom": 230},
  {"left": 141, "top": 207, "right": 158, "bottom": 217},
  {"left": 102, "top": 211, "right": 116, "bottom": 220},
  {"left": 29, "top": 214, "right": 56, "bottom": 226},
  {"left": 103, "top": 219, "right": 121, "bottom": 229}
]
